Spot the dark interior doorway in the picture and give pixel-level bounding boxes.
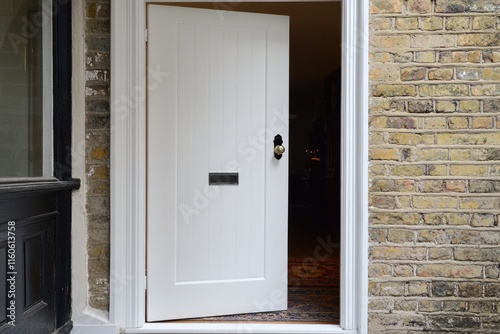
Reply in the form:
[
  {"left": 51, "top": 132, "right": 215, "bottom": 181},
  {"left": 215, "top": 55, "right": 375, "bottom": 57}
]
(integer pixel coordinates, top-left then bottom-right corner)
[{"left": 167, "top": 1, "right": 342, "bottom": 324}]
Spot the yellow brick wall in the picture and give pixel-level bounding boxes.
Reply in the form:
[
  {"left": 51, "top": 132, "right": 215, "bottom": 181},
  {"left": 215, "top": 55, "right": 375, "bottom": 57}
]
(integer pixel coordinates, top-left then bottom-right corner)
[{"left": 369, "top": 0, "right": 500, "bottom": 331}]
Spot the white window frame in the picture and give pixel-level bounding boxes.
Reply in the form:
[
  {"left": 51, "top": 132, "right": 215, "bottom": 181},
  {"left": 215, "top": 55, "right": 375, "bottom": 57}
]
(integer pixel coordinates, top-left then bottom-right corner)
[{"left": 109, "top": 0, "right": 369, "bottom": 333}]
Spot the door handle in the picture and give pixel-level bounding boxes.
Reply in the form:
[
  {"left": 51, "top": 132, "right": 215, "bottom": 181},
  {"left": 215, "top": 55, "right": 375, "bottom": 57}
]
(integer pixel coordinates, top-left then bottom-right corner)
[{"left": 273, "top": 134, "right": 285, "bottom": 160}]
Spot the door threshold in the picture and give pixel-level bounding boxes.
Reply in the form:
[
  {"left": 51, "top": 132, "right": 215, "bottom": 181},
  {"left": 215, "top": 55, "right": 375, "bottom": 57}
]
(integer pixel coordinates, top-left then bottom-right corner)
[{"left": 126, "top": 323, "right": 355, "bottom": 334}]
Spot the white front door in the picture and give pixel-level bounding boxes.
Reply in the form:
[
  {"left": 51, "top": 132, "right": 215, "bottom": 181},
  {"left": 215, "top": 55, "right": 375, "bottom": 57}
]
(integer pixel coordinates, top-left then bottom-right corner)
[{"left": 147, "top": 5, "right": 289, "bottom": 321}]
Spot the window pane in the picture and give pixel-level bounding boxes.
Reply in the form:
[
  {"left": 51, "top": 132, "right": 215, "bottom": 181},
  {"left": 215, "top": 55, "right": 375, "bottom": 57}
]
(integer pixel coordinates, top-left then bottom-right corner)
[{"left": 0, "top": 0, "right": 52, "bottom": 177}]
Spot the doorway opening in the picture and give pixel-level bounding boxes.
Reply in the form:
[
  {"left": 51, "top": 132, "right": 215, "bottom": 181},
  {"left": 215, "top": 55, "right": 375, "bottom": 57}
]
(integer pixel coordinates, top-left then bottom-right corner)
[{"left": 165, "top": 1, "right": 342, "bottom": 324}]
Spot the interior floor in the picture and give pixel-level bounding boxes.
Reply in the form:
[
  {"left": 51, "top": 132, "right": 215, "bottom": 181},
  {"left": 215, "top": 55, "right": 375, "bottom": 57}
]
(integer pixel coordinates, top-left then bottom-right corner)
[{"left": 189, "top": 205, "right": 340, "bottom": 324}]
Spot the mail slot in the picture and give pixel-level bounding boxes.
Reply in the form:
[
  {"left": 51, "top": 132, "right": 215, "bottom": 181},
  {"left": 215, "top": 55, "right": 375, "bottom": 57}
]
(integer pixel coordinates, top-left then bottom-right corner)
[{"left": 209, "top": 172, "right": 239, "bottom": 185}]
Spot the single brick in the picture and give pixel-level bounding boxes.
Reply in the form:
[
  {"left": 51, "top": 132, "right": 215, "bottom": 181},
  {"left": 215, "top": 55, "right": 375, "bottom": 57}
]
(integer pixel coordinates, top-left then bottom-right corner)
[
  {"left": 436, "top": 100, "right": 456, "bottom": 113},
  {"left": 448, "top": 229, "right": 500, "bottom": 244},
  {"left": 370, "top": 148, "right": 399, "bottom": 161},
  {"left": 436, "top": 132, "right": 500, "bottom": 145},
  {"left": 387, "top": 229, "right": 415, "bottom": 243},
  {"left": 408, "top": 100, "right": 433, "bottom": 113},
  {"left": 371, "top": 18, "right": 393, "bottom": 31},
  {"left": 416, "top": 148, "right": 448, "bottom": 161},
  {"left": 420, "top": 84, "right": 469, "bottom": 97},
  {"left": 431, "top": 281, "right": 455, "bottom": 297},
  {"left": 425, "top": 117, "right": 448, "bottom": 129},
  {"left": 370, "top": 63, "right": 400, "bottom": 81},
  {"left": 413, "top": 196, "right": 458, "bottom": 209},
  {"left": 370, "top": 227, "right": 388, "bottom": 243},
  {"left": 456, "top": 67, "right": 481, "bottom": 80},
  {"left": 419, "top": 300, "right": 442, "bottom": 311},
  {"left": 484, "top": 100, "right": 500, "bottom": 112},
  {"left": 448, "top": 116, "right": 468, "bottom": 129},
  {"left": 415, "top": 51, "right": 436, "bottom": 63},
  {"left": 427, "top": 164, "right": 448, "bottom": 176},
  {"left": 469, "top": 301, "right": 494, "bottom": 313},
  {"left": 413, "top": 34, "right": 456, "bottom": 48},
  {"left": 371, "top": 212, "right": 422, "bottom": 225},
  {"left": 445, "top": 16, "right": 470, "bottom": 30},
  {"left": 470, "top": 180, "right": 500, "bottom": 192},
  {"left": 428, "top": 316, "right": 481, "bottom": 330},
  {"left": 428, "top": 68, "right": 454, "bottom": 80},
  {"left": 419, "top": 180, "right": 445, "bottom": 193},
  {"left": 458, "top": 33, "right": 500, "bottom": 47},
  {"left": 369, "top": 281, "right": 406, "bottom": 296},
  {"left": 443, "top": 301, "right": 467, "bottom": 312},
  {"left": 389, "top": 133, "right": 434, "bottom": 145},
  {"left": 472, "top": 16, "right": 496, "bottom": 30},
  {"left": 396, "top": 17, "right": 419, "bottom": 30},
  {"left": 471, "top": 116, "right": 493, "bottom": 129},
  {"left": 460, "top": 196, "right": 500, "bottom": 209},
  {"left": 417, "top": 264, "right": 482, "bottom": 278},
  {"left": 485, "top": 283, "right": 500, "bottom": 297},
  {"left": 428, "top": 247, "right": 453, "bottom": 260},
  {"left": 371, "top": 35, "right": 411, "bottom": 48},
  {"left": 370, "top": 0, "right": 403, "bottom": 13},
  {"left": 394, "top": 299, "right": 417, "bottom": 311},
  {"left": 455, "top": 247, "right": 500, "bottom": 261},
  {"left": 393, "top": 51, "right": 414, "bottom": 63},
  {"left": 393, "top": 264, "right": 414, "bottom": 277},
  {"left": 370, "top": 195, "right": 399, "bottom": 209},
  {"left": 408, "top": 281, "right": 428, "bottom": 296},
  {"left": 459, "top": 100, "right": 480, "bottom": 112},
  {"left": 485, "top": 265, "right": 500, "bottom": 279},
  {"left": 407, "top": 0, "right": 432, "bottom": 13},
  {"left": 417, "top": 229, "right": 450, "bottom": 243},
  {"left": 401, "top": 67, "right": 426, "bottom": 81},
  {"left": 483, "top": 67, "right": 500, "bottom": 80},
  {"left": 444, "top": 180, "right": 467, "bottom": 192},
  {"left": 435, "top": 0, "right": 500, "bottom": 13},
  {"left": 421, "top": 17, "right": 444, "bottom": 31},
  {"left": 371, "top": 246, "right": 427, "bottom": 260},
  {"left": 369, "top": 263, "right": 392, "bottom": 277},
  {"left": 450, "top": 148, "right": 471, "bottom": 160},
  {"left": 451, "top": 164, "right": 489, "bottom": 176},
  {"left": 373, "top": 84, "right": 417, "bottom": 97}
]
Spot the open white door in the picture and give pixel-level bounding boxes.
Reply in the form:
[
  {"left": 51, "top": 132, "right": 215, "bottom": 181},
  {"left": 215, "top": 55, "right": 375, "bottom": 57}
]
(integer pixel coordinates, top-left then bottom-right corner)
[{"left": 147, "top": 5, "right": 289, "bottom": 321}]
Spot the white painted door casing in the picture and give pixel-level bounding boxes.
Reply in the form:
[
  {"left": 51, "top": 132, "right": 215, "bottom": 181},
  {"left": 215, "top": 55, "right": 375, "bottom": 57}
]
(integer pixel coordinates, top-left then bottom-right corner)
[{"left": 147, "top": 5, "right": 290, "bottom": 321}]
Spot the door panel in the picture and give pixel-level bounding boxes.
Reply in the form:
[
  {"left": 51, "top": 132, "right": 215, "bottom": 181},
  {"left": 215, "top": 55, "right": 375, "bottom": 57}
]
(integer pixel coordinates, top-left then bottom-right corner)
[{"left": 147, "top": 5, "right": 289, "bottom": 321}]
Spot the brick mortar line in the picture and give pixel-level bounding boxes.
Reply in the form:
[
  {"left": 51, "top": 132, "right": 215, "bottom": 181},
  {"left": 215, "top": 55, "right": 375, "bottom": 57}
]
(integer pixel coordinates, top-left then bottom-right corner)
[
  {"left": 369, "top": 277, "right": 500, "bottom": 282},
  {"left": 398, "top": 64, "right": 500, "bottom": 68},
  {"left": 370, "top": 243, "right": 500, "bottom": 248},
  {"left": 371, "top": 63, "right": 500, "bottom": 68},
  {"left": 370, "top": 113, "right": 500, "bottom": 117},
  {"left": 369, "top": 160, "right": 500, "bottom": 164},
  {"left": 369, "top": 208, "right": 500, "bottom": 213},
  {"left": 369, "top": 226, "right": 500, "bottom": 231},
  {"left": 370, "top": 96, "right": 500, "bottom": 100},
  {"left": 370, "top": 176, "right": 500, "bottom": 180},
  {"left": 370, "top": 192, "right": 500, "bottom": 196},
  {"left": 370, "top": 129, "right": 500, "bottom": 133},
  {"left": 371, "top": 81, "right": 500, "bottom": 84},
  {"left": 371, "top": 13, "right": 500, "bottom": 18},
  {"left": 371, "top": 47, "right": 500, "bottom": 52},
  {"left": 374, "top": 29, "right": 500, "bottom": 34}
]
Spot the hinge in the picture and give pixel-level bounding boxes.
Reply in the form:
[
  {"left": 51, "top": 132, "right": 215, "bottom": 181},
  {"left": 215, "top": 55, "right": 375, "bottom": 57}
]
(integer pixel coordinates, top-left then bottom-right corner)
[
  {"left": 144, "top": 275, "right": 147, "bottom": 290},
  {"left": 144, "top": 29, "right": 148, "bottom": 43}
]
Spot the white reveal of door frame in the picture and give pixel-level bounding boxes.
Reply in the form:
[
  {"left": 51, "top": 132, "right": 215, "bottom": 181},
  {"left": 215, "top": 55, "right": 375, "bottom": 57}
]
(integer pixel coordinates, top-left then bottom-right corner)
[{"left": 110, "top": 0, "right": 369, "bottom": 333}]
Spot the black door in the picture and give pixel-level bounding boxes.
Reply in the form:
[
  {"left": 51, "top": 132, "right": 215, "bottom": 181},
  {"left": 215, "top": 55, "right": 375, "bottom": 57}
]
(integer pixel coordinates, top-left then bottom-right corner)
[{"left": 0, "top": 1, "right": 77, "bottom": 333}]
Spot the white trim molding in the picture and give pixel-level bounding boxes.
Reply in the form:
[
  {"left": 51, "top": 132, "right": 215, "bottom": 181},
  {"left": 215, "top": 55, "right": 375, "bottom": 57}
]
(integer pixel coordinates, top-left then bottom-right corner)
[{"left": 110, "top": 0, "right": 369, "bottom": 333}]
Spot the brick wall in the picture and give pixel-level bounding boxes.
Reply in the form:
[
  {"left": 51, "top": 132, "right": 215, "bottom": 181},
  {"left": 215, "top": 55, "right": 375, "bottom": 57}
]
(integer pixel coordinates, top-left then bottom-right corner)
[
  {"left": 369, "top": 0, "right": 500, "bottom": 332},
  {"left": 85, "top": 0, "right": 111, "bottom": 311}
]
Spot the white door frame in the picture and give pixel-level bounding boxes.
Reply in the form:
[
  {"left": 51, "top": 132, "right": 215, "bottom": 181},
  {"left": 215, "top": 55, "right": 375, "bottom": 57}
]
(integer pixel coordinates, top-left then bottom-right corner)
[{"left": 110, "top": 0, "right": 369, "bottom": 333}]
